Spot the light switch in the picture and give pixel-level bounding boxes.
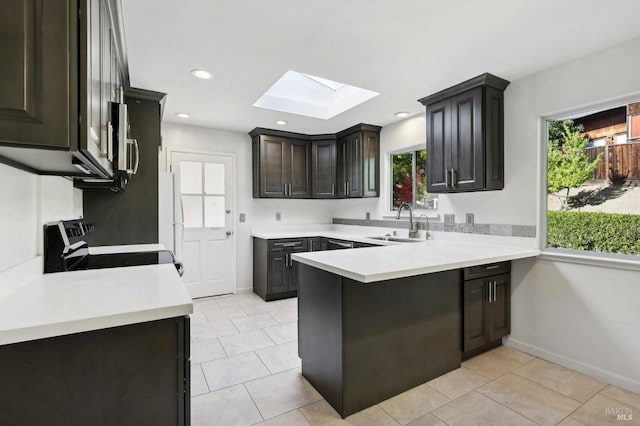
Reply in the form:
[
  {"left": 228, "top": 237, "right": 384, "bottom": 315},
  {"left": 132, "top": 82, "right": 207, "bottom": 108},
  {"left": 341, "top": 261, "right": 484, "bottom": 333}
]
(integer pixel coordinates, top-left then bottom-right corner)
[
  {"left": 275, "top": 212, "right": 281, "bottom": 221},
  {"left": 239, "top": 213, "right": 246, "bottom": 222}
]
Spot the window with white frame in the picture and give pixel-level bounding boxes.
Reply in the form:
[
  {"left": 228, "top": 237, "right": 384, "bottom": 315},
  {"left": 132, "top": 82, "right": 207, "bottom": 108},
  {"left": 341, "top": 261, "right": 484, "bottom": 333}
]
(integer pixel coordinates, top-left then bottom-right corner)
[
  {"left": 546, "top": 103, "right": 640, "bottom": 256},
  {"left": 390, "top": 148, "right": 437, "bottom": 210}
]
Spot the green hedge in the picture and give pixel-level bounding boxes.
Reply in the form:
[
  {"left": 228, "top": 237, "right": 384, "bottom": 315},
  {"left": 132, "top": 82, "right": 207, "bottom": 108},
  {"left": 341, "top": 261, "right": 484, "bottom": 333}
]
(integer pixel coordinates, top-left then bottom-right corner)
[{"left": 548, "top": 211, "right": 640, "bottom": 255}]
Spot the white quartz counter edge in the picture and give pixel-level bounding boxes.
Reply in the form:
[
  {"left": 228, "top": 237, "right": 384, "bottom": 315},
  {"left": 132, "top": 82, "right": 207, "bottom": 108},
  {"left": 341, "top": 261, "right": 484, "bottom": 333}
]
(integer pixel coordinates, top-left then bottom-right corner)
[
  {"left": 0, "top": 264, "right": 193, "bottom": 346},
  {"left": 251, "top": 229, "right": 404, "bottom": 246},
  {"left": 291, "top": 241, "right": 540, "bottom": 283}
]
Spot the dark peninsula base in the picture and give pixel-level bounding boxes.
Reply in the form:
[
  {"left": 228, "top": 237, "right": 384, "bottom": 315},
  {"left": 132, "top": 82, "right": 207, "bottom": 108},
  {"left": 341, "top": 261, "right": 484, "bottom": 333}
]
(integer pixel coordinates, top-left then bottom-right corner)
[{"left": 298, "top": 264, "right": 461, "bottom": 418}]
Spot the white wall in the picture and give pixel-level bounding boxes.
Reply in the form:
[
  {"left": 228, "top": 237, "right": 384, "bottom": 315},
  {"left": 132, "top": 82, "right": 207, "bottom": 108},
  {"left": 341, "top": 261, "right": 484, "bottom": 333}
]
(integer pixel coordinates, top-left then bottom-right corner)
[
  {"left": 502, "top": 36, "right": 640, "bottom": 393},
  {"left": 0, "top": 164, "right": 82, "bottom": 274},
  {"left": 160, "top": 123, "right": 337, "bottom": 292}
]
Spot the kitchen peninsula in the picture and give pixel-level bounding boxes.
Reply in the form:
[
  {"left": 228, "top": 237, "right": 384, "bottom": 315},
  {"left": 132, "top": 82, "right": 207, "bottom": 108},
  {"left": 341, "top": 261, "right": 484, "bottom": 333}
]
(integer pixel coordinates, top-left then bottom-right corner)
[{"left": 291, "top": 239, "right": 539, "bottom": 417}]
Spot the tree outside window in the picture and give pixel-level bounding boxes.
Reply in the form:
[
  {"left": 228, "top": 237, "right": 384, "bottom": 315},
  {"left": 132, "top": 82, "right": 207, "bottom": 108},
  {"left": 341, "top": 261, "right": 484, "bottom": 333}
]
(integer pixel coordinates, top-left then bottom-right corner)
[{"left": 391, "top": 149, "right": 436, "bottom": 210}]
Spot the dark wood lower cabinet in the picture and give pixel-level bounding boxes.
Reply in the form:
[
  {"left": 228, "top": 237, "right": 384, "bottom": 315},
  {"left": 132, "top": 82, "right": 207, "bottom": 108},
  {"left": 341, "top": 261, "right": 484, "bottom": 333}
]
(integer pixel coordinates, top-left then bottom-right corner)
[
  {"left": 253, "top": 237, "right": 308, "bottom": 301},
  {"left": 0, "top": 317, "right": 190, "bottom": 426},
  {"left": 462, "top": 263, "right": 511, "bottom": 358}
]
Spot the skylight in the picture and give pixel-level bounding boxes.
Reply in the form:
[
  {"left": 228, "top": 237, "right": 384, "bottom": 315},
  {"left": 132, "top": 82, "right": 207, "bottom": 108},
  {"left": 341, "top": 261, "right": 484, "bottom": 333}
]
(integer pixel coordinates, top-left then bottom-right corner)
[{"left": 253, "top": 70, "right": 379, "bottom": 120}]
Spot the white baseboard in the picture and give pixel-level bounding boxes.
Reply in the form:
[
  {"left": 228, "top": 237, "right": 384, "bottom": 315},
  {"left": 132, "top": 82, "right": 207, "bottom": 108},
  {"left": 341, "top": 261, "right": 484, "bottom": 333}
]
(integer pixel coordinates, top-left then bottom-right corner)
[
  {"left": 505, "top": 337, "right": 640, "bottom": 394},
  {"left": 235, "top": 287, "right": 253, "bottom": 294}
]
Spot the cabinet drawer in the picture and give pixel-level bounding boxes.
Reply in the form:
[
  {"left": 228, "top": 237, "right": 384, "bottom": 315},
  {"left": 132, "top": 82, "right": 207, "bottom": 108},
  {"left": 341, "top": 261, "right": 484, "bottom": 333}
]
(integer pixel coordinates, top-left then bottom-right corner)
[
  {"left": 464, "top": 261, "right": 510, "bottom": 280},
  {"left": 268, "top": 238, "right": 308, "bottom": 252}
]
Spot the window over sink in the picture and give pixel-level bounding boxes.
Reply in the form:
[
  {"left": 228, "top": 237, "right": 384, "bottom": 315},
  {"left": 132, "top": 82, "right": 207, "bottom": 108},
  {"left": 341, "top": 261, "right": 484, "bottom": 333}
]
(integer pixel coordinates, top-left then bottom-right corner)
[{"left": 390, "top": 148, "right": 437, "bottom": 210}]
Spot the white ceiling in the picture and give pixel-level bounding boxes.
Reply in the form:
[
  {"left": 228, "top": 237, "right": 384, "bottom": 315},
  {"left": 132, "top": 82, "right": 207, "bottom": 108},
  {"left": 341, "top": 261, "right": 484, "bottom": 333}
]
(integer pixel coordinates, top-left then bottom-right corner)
[{"left": 121, "top": 0, "right": 640, "bottom": 135}]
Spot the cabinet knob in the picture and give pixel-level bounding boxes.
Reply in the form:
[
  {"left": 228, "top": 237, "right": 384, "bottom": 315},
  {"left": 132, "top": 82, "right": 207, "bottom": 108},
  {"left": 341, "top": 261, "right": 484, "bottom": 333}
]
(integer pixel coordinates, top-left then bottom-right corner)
[{"left": 226, "top": 231, "right": 233, "bottom": 236}]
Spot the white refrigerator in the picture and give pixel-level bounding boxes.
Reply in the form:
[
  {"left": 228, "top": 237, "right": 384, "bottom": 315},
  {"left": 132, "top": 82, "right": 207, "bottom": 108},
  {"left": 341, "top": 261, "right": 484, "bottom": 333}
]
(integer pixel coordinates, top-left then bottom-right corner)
[{"left": 158, "top": 172, "right": 183, "bottom": 260}]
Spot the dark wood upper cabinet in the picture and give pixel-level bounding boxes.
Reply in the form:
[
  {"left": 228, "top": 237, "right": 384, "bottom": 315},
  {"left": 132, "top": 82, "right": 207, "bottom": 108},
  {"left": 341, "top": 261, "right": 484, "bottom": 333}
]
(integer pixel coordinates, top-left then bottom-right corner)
[
  {"left": 0, "top": 0, "right": 74, "bottom": 150},
  {"left": 419, "top": 73, "right": 509, "bottom": 193},
  {"left": 251, "top": 130, "right": 312, "bottom": 198},
  {"left": 0, "top": 0, "right": 127, "bottom": 179},
  {"left": 337, "top": 124, "right": 381, "bottom": 198},
  {"left": 312, "top": 139, "right": 337, "bottom": 198},
  {"left": 251, "top": 124, "right": 380, "bottom": 199}
]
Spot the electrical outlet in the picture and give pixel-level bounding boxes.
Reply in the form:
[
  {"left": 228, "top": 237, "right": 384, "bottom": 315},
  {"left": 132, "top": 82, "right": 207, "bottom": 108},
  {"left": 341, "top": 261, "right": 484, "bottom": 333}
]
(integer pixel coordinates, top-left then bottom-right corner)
[
  {"left": 239, "top": 213, "right": 246, "bottom": 223},
  {"left": 465, "top": 213, "right": 474, "bottom": 226},
  {"left": 365, "top": 212, "right": 370, "bottom": 220},
  {"left": 275, "top": 212, "right": 281, "bottom": 221},
  {"left": 444, "top": 214, "right": 455, "bottom": 225}
]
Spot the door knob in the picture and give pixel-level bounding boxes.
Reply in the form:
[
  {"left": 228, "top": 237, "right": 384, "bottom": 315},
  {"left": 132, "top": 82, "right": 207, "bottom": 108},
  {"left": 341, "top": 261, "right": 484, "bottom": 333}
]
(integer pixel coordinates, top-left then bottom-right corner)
[
  {"left": 226, "top": 231, "right": 233, "bottom": 236},
  {"left": 226, "top": 209, "right": 231, "bottom": 214}
]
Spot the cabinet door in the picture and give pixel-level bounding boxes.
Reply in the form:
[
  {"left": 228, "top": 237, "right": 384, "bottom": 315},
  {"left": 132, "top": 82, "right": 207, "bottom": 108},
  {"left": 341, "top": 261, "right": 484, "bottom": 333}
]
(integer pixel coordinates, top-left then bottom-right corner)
[
  {"left": 100, "top": 0, "right": 113, "bottom": 159},
  {"left": 260, "top": 136, "right": 288, "bottom": 197},
  {"left": 288, "top": 139, "right": 311, "bottom": 198},
  {"left": 0, "top": 0, "right": 72, "bottom": 149},
  {"left": 463, "top": 278, "right": 489, "bottom": 352},
  {"left": 86, "top": 0, "right": 102, "bottom": 155},
  {"left": 488, "top": 274, "right": 510, "bottom": 341},
  {"left": 336, "top": 137, "right": 349, "bottom": 197},
  {"left": 268, "top": 252, "right": 288, "bottom": 294},
  {"left": 426, "top": 98, "right": 450, "bottom": 192},
  {"left": 362, "top": 131, "right": 379, "bottom": 197},
  {"left": 312, "top": 140, "right": 337, "bottom": 198},
  {"left": 450, "top": 88, "right": 483, "bottom": 191},
  {"left": 347, "top": 132, "right": 363, "bottom": 197},
  {"left": 484, "top": 86, "right": 505, "bottom": 189}
]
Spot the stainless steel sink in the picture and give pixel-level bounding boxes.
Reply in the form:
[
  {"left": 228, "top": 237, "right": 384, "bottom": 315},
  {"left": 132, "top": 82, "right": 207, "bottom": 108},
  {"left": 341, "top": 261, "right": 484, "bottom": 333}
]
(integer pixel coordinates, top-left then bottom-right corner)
[{"left": 366, "top": 236, "right": 423, "bottom": 243}]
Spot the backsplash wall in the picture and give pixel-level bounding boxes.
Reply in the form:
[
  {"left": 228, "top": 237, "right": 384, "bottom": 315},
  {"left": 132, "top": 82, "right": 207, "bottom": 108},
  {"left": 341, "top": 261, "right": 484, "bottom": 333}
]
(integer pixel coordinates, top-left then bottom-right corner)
[{"left": 0, "top": 163, "right": 82, "bottom": 273}]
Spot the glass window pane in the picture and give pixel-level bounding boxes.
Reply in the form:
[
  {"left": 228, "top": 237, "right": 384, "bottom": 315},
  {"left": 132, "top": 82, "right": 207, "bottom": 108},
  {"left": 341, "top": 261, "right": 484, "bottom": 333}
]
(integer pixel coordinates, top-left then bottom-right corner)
[
  {"left": 182, "top": 195, "right": 202, "bottom": 228},
  {"left": 205, "top": 163, "right": 225, "bottom": 195},
  {"left": 204, "top": 196, "right": 225, "bottom": 228},
  {"left": 180, "top": 161, "right": 202, "bottom": 194},
  {"left": 391, "top": 152, "right": 413, "bottom": 209},
  {"left": 414, "top": 149, "right": 429, "bottom": 209}
]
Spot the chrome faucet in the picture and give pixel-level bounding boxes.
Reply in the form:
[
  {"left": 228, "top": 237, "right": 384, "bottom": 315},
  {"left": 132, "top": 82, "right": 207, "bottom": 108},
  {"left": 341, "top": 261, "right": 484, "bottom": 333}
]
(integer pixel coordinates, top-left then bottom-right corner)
[
  {"left": 396, "top": 203, "right": 419, "bottom": 238},
  {"left": 418, "top": 214, "right": 431, "bottom": 240}
]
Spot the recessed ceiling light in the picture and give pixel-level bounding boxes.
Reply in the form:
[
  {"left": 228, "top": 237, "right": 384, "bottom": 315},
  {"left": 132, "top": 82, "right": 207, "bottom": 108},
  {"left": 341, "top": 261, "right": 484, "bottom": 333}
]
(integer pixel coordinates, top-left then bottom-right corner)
[
  {"left": 275, "top": 120, "right": 287, "bottom": 125},
  {"left": 191, "top": 69, "right": 213, "bottom": 79},
  {"left": 175, "top": 112, "right": 191, "bottom": 118},
  {"left": 394, "top": 111, "right": 410, "bottom": 118}
]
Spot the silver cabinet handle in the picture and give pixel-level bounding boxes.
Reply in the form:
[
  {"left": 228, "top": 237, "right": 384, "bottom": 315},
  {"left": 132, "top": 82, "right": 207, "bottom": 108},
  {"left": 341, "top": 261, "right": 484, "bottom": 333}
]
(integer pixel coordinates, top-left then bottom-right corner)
[
  {"left": 347, "top": 182, "right": 350, "bottom": 195},
  {"left": 106, "top": 121, "right": 113, "bottom": 161},
  {"left": 488, "top": 281, "right": 492, "bottom": 303},
  {"left": 274, "top": 242, "right": 300, "bottom": 248},
  {"left": 331, "top": 184, "right": 335, "bottom": 196},
  {"left": 285, "top": 253, "right": 289, "bottom": 268},
  {"left": 289, "top": 183, "right": 292, "bottom": 196},
  {"left": 132, "top": 139, "right": 140, "bottom": 175},
  {"left": 445, "top": 169, "right": 451, "bottom": 188},
  {"left": 493, "top": 281, "right": 497, "bottom": 302},
  {"left": 486, "top": 264, "right": 500, "bottom": 270}
]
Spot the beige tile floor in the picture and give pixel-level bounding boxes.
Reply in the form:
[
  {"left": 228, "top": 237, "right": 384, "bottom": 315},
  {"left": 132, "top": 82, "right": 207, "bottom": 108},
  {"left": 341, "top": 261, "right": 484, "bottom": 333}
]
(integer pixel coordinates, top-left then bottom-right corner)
[{"left": 190, "top": 293, "right": 640, "bottom": 426}]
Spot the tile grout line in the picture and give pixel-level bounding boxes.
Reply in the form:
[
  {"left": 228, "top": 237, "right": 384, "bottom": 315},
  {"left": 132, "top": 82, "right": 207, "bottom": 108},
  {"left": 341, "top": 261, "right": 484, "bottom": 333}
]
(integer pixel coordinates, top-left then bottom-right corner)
[{"left": 242, "top": 382, "right": 266, "bottom": 424}]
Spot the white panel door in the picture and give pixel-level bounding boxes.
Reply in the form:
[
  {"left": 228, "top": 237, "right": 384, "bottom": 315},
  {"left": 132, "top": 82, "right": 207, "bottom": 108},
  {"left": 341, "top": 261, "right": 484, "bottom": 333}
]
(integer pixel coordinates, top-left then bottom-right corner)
[{"left": 171, "top": 152, "right": 235, "bottom": 298}]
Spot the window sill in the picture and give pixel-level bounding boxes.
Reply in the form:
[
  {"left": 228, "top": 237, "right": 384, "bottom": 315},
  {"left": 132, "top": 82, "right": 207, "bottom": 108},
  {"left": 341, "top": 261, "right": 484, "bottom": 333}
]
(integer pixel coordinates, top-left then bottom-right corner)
[{"left": 539, "top": 247, "right": 640, "bottom": 272}]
